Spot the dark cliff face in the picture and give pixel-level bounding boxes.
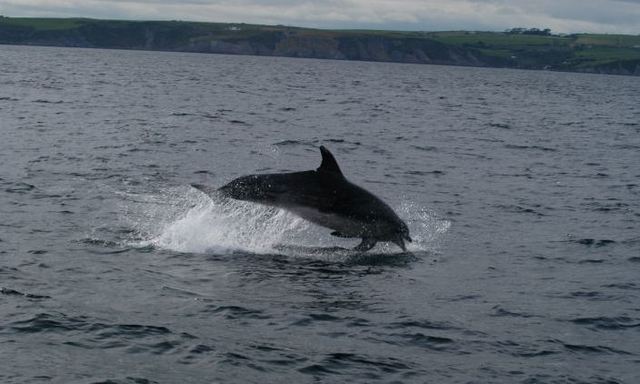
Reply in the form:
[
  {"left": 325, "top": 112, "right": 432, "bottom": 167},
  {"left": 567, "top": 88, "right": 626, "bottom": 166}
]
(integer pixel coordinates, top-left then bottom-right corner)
[
  {"left": 0, "top": 19, "right": 511, "bottom": 69},
  {"left": 335, "top": 36, "right": 474, "bottom": 64},
  {"left": 186, "top": 32, "right": 506, "bottom": 68},
  {"left": 76, "top": 22, "right": 198, "bottom": 49},
  {"left": 0, "top": 21, "right": 191, "bottom": 49},
  {"left": 0, "top": 18, "right": 637, "bottom": 76},
  {"left": 586, "top": 59, "right": 640, "bottom": 76}
]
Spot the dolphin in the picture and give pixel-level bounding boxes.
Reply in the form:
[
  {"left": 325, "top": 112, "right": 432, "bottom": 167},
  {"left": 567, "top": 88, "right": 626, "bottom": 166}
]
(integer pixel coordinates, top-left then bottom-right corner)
[{"left": 192, "top": 146, "right": 411, "bottom": 252}]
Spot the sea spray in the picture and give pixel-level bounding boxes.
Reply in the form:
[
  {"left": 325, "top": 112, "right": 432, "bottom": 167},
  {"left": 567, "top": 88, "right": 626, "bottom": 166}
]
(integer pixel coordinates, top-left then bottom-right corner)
[{"left": 125, "top": 186, "right": 449, "bottom": 255}]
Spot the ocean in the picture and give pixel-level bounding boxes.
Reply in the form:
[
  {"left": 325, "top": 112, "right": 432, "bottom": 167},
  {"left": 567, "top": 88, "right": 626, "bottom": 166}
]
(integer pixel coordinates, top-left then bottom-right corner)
[{"left": 1, "top": 44, "right": 639, "bottom": 383}]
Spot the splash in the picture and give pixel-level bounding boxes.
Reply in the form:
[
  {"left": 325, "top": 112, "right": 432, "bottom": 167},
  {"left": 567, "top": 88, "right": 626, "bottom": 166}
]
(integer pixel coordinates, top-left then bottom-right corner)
[
  {"left": 149, "top": 197, "right": 312, "bottom": 254},
  {"left": 398, "top": 200, "right": 451, "bottom": 252},
  {"left": 124, "top": 186, "right": 450, "bottom": 256}
]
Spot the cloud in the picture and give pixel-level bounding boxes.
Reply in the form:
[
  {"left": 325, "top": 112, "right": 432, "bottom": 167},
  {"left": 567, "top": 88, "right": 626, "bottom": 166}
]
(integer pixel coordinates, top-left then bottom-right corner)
[{"left": 0, "top": 0, "right": 638, "bottom": 34}]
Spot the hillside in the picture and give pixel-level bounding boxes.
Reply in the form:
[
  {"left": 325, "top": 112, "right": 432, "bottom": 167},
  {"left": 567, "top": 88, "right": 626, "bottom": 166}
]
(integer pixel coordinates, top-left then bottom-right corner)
[{"left": 1, "top": 16, "right": 639, "bottom": 76}]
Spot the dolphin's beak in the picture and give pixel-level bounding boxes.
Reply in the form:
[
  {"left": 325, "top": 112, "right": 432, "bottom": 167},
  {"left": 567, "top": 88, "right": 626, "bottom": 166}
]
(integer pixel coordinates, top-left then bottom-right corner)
[{"left": 393, "top": 237, "right": 407, "bottom": 252}]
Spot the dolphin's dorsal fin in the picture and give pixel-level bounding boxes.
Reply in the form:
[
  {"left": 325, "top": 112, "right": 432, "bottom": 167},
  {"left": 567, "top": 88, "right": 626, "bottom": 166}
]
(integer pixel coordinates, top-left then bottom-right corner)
[{"left": 318, "top": 146, "right": 343, "bottom": 176}]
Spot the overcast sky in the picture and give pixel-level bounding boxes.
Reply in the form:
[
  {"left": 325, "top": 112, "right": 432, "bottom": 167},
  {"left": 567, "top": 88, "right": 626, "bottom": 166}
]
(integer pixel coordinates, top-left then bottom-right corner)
[{"left": 1, "top": 0, "right": 639, "bottom": 34}]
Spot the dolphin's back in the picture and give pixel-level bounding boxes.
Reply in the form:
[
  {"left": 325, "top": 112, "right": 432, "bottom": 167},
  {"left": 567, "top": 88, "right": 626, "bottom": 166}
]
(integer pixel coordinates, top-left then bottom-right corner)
[
  {"left": 247, "top": 170, "right": 402, "bottom": 238},
  {"left": 243, "top": 171, "right": 335, "bottom": 210}
]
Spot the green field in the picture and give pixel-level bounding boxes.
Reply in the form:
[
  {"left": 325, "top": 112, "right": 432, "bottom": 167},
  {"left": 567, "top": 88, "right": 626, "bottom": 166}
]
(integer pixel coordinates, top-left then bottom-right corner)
[
  {"left": 0, "top": 17, "right": 85, "bottom": 30},
  {"left": 574, "top": 34, "right": 640, "bottom": 47},
  {"left": 428, "top": 31, "right": 571, "bottom": 46},
  {"left": 425, "top": 30, "right": 640, "bottom": 70}
]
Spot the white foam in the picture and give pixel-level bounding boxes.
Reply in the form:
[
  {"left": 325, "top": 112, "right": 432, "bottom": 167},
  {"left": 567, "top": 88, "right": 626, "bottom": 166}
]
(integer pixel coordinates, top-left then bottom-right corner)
[
  {"left": 398, "top": 200, "right": 451, "bottom": 252},
  {"left": 150, "top": 198, "right": 311, "bottom": 254}
]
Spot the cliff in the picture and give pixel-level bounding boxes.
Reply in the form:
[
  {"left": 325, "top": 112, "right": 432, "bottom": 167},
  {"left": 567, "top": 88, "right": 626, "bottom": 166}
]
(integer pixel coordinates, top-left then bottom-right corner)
[{"left": 1, "top": 17, "right": 639, "bottom": 76}]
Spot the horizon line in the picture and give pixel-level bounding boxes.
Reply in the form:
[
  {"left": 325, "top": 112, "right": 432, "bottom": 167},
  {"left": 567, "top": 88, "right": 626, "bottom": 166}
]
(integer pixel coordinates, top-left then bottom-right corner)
[{"left": 2, "top": 14, "right": 639, "bottom": 37}]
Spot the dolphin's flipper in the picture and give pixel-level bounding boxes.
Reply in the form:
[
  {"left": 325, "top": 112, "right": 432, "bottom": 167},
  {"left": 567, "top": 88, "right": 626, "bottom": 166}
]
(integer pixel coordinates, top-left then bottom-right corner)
[{"left": 354, "top": 238, "right": 377, "bottom": 252}]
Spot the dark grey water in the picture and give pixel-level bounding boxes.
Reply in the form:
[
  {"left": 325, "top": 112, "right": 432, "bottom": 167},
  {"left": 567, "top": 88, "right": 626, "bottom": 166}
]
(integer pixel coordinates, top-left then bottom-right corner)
[{"left": 1, "top": 44, "right": 639, "bottom": 383}]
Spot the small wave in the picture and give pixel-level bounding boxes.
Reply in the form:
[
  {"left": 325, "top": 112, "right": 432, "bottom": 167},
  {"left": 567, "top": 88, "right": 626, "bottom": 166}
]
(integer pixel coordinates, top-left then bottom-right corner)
[
  {"left": 567, "top": 291, "right": 618, "bottom": 301},
  {"left": 273, "top": 139, "right": 310, "bottom": 147},
  {"left": 204, "top": 305, "right": 270, "bottom": 320},
  {"left": 547, "top": 339, "right": 632, "bottom": 355},
  {"left": 405, "top": 170, "right": 444, "bottom": 176},
  {"left": 385, "top": 319, "right": 458, "bottom": 331},
  {"left": 228, "top": 119, "right": 250, "bottom": 125},
  {"left": 602, "top": 282, "right": 639, "bottom": 290},
  {"left": 298, "top": 353, "right": 413, "bottom": 378},
  {"left": 390, "top": 332, "right": 455, "bottom": 352},
  {"left": 0, "top": 266, "right": 20, "bottom": 275},
  {"left": 201, "top": 113, "right": 220, "bottom": 119},
  {"left": 88, "top": 377, "right": 159, "bottom": 384},
  {"left": 290, "top": 313, "right": 343, "bottom": 326},
  {"left": 6, "top": 312, "right": 195, "bottom": 355},
  {"left": 343, "top": 251, "right": 420, "bottom": 266},
  {"left": 563, "top": 343, "right": 631, "bottom": 355},
  {"left": 7, "top": 313, "right": 88, "bottom": 333},
  {"left": 570, "top": 316, "right": 640, "bottom": 330},
  {"left": 568, "top": 238, "right": 616, "bottom": 247},
  {"left": 504, "top": 144, "right": 557, "bottom": 152},
  {"left": 496, "top": 204, "right": 546, "bottom": 216},
  {"left": 578, "top": 258, "right": 606, "bottom": 264},
  {"left": 490, "top": 306, "right": 537, "bottom": 318},
  {"left": 5, "top": 182, "right": 36, "bottom": 193},
  {"left": 273, "top": 139, "right": 361, "bottom": 148},
  {"left": 405, "top": 333, "right": 455, "bottom": 344},
  {"left": 511, "top": 349, "right": 558, "bottom": 358},
  {"left": 568, "top": 291, "right": 597, "bottom": 298},
  {"left": 448, "top": 294, "right": 482, "bottom": 302},
  {"left": 32, "top": 99, "right": 64, "bottom": 104},
  {"left": 0, "top": 287, "right": 50, "bottom": 299}
]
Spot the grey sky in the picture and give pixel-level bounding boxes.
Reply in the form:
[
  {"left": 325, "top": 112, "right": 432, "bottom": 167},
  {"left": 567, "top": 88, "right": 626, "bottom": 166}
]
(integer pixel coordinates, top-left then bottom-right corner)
[{"left": 1, "top": 0, "right": 638, "bottom": 34}]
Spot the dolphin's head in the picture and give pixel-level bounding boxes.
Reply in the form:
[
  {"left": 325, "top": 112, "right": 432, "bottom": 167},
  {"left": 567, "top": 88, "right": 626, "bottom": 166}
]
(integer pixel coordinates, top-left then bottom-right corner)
[{"left": 392, "top": 220, "right": 412, "bottom": 252}]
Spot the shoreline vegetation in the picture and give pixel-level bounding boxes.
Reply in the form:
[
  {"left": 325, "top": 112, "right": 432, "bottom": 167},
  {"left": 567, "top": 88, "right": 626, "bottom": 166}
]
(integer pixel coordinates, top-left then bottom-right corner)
[{"left": 1, "top": 16, "right": 639, "bottom": 76}]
